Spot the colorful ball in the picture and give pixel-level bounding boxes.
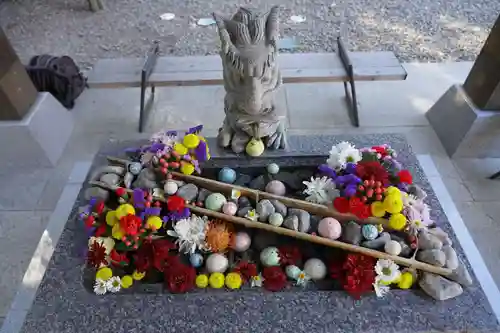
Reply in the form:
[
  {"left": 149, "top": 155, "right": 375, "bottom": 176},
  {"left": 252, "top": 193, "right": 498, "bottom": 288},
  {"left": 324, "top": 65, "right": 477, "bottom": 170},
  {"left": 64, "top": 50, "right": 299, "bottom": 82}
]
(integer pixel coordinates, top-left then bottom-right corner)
[
  {"left": 232, "top": 232, "right": 251, "bottom": 252},
  {"left": 304, "top": 258, "right": 327, "bottom": 280},
  {"left": 218, "top": 167, "right": 237, "bottom": 184},
  {"left": 222, "top": 202, "right": 238, "bottom": 216},
  {"left": 285, "top": 265, "right": 301, "bottom": 280},
  {"left": 205, "top": 193, "right": 227, "bottom": 212},
  {"left": 208, "top": 273, "right": 225, "bottom": 288},
  {"left": 206, "top": 253, "right": 229, "bottom": 273},
  {"left": 195, "top": 274, "right": 209, "bottom": 288},
  {"left": 128, "top": 162, "right": 142, "bottom": 175},
  {"left": 362, "top": 224, "right": 379, "bottom": 240},
  {"left": 164, "top": 180, "right": 178, "bottom": 195},
  {"left": 267, "top": 163, "right": 280, "bottom": 175},
  {"left": 265, "top": 180, "right": 286, "bottom": 196},
  {"left": 317, "top": 217, "right": 342, "bottom": 240},
  {"left": 268, "top": 212, "right": 284, "bottom": 227},
  {"left": 384, "top": 240, "right": 402, "bottom": 256},
  {"left": 260, "top": 247, "right": 281, "bottom": 267},
  {"left": 189, "top": 253, "right": 204, "bottom": 268}
]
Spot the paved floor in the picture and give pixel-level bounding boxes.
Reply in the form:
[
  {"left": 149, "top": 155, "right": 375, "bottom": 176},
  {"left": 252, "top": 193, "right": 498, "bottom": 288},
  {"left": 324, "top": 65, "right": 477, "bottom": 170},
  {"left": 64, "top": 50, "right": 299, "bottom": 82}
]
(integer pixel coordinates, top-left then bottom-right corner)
[{"left": 3, "top": 60, "right": 500, "bottom": 329}]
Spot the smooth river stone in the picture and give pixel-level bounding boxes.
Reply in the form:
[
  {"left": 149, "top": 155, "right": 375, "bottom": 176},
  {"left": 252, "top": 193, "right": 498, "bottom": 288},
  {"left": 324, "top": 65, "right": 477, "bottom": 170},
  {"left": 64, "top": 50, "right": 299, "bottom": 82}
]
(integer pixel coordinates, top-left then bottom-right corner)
[
  {"left": 84, "top": 187, "right": 109, "bottom": 201},
  {"left": 418, "top": 230, "right": 443, "bottom": 250},
  {"left": 341, "top": 222, "right": 362, "bottom": 245},
  {"left": 100, "top": 173, "right": 120, "bottom": 186},
  {"left": 419, "top": 273, "right": 463, "bottom": 301},
  {"left": 237, "top": 206, "right": 253, "bottom": 218},
  {"left": 270, "top": 199, "right": 287, "bottom": 216},
  {"left": 132, "top": 168, "right": 158, "bottom": 189},
  {"left": 448, "top": 259, "right": 473, "bottom": 287},
  {"left": 256, "top": 199, "right": 275, "bottom": 222},
  {"left": 283, "top": 215, "right": 299, "bottom": 231},
  {"left": 361, "top": 232, "right": 391, "bottom": 249},
  {"left": 177, "top": 183, "right": 199, "bottom": 202},
  {"left": 249, "top": 175, "right": 267, "bottom": 191},
  {"left": 417, "top": 249, "right": 446, "bottom": 267},
  {"left": 287, "top": 208, "right": 311, "bottom": 233},
  {"left": 428, "top": 227, "right": 452, "bottom": 246},
  {"left": 196, "top": 188, "right": 212, "bottom": 203},
  {"left": 234, "top": 173, "right": 252, "bottom": 186},
  {"left": 238, "top": 196, "right": 252, "bottom": 208}
]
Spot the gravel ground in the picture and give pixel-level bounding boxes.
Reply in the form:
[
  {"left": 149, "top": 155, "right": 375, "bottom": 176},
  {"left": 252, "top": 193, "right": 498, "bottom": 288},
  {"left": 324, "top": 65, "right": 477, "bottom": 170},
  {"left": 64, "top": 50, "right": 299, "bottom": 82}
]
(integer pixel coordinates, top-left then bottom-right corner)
[{"left": 0, "top": 0, "right": 498, "bottom": 69}]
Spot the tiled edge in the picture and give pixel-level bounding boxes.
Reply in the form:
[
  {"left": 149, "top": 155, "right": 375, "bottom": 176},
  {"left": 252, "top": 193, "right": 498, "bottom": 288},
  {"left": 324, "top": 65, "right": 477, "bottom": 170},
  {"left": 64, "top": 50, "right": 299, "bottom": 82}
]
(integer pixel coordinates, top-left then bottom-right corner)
[
  {"left": 0, "top": 161, "right": 92, "bottom": 333},
  {"left": 417, "top": 154, "right": 500, "bottom": 322}
]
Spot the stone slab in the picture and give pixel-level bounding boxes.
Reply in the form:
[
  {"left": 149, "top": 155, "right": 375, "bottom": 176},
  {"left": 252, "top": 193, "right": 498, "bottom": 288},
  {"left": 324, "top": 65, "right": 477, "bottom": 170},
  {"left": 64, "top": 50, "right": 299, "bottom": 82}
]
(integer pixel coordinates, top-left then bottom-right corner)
[
  {"left": 426, "top": 84, "right": 500, "bottom": 158},
  {"left": 0, "top": 93, "right": 74, "bottom": 169},
  {"left": 20, "top": 134, "right": 500, "bottom": 333}
]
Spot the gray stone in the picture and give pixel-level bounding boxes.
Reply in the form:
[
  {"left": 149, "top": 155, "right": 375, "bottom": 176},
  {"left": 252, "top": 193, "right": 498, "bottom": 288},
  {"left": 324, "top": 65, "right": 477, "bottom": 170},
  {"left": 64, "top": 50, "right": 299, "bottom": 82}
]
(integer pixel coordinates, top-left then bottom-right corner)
[
  {"left": 361, "top": 232, "right": 391, "bottom": 249},
  {"left": 238, "top": 196, "right": 252, "bottom": 208},
  {"left": 283, "top": 215, "right": 299, "bottom": 231},
  {"left": 84, "top": 187, "right": 109, "bottom": 201},
  {"left": 341, "top": 221, "right": 362, "bottom": 245},
  {"left": 417, "top": 249, "right": 446, "bottom": 267},
  {"left": 270, "top": 199, "right": 287, "bottom": 216},
  {"left": 196, "top": 188, "right": 212, "bottom": 203},
  {"left": 249, "top": 175, "right": 267, "bottom": 191},
  {"left": 448, "top": 259, "right": 473, "bottom": 287},
  {"left": 177, "top": 183, "right": 199, "bottom": 202},
  {"left": 237, "top": 206, "right": 254, "bottom": 218},
  {"left": 418, "top": 230, "right": 443, "bottom": 250},
  {"left": 419, "top": 273, "right": 463, "bottom": 301},
  {"left": 427, "top": 227, "right": 452, "bottom": 246},
  {"left": 234, "top": 174, "right": 252, "bottom": 186},
  {"left": 399, "top": 241, "right": 412, "bottom": 257},
  {"left": 124, "top": 172, "right": 134, "bottom": 188},
  {"left": 389, "top": 234, "right": 405, "bottom": 243},
  {"left": 256, "top": 199, "right": 275, "bottom": 222},
  {"left": 99, "top": 173, "right": 120, "bottom": 186},
  {"left": 442, "top": 245, "right": 459, "bottom": 270},
  {"left": 132, "top": 168, "right": 158, "bottom": 189},
  {"left": 407, "top": 184, "right": 427, "bottom": 200},
  {"left": 287, "top": 208, "right": 311, "bottom": 233}
]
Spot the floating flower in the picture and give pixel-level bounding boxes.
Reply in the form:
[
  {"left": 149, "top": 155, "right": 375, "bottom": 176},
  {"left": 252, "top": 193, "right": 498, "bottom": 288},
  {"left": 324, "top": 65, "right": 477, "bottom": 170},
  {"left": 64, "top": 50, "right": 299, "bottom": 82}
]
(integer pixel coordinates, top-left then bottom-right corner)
[
  {"left": 262, "top": 266, "right": 287, "bottom": 292},
  {"left": 132, "top": 270, "right": 146, "bottom": 281},
  {"left": 278, "top": 245, "right": 302, "bottom": 266},
  {"left": 397, "top": 170, "right": 413, "bottom": 184},
  {"left": 204, "top": 220, "right": 234, "bottom": 253},
  {"left": 119, "top": 214, "right": 142, "bottom": 236},
  {"left": 106, "top": 276, "right": 122, "bottom": 293},
  {"left": 115, "top": 204, "right": 135, "bottom": 219},
  {"left": 93, "top": 278, "right": 107, "bottom": 295},
  {"left": 251, "top": 274, "right": 264, "bottom": 287},
  {"left": 167, "top": 215, "right": 207, "bottom": 254},
  {"left": 165, "top": 261, "right": 196, "bottom": 293},
  {"left": 233, "top": 261, "right": 258, "bottom": 282},
  {"left": 167, "top": 195, "right": 185, "bottom": 212},
  {"left": 302, "top": 176, "right": 339, "bottom": 204},
  {"left": 383, "top": 194, "right": 403, "bottom": 214},
  {"left": 225, "top": 272, "right": 243, "bottom": 289},
  {"left": 388, "top": 213, "right": 407, "bottom": 231},
  {"left": 296, "top": 271, "right": 311, "bottom": 287},
  {"left": 373, "top": 276, "right": 391, "bottom": 297},
  {"left": 370, "top": 201, "right": 386, "bottom": 217},
  {"left": 327, "top": 142, "right": 362, "bottom": 170},
  {"left": 87, "top": 240, "right": 108, "bottom": 268},
  {"left": 244, "top": 209, "right": 259, "bottom": 221},
  {"left": 375, "top": 259, "right": 401, "bottom": 285},
  {"left": 333, "top": 197, "right": 350, "bottom": 213}
]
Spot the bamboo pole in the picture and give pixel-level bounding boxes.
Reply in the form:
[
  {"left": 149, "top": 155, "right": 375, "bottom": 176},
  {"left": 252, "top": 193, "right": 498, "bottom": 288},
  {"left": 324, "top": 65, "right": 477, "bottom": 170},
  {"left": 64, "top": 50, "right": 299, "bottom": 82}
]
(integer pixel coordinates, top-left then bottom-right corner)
[{"left": 88, "top": 180, "right": 452, "bottom": 276}]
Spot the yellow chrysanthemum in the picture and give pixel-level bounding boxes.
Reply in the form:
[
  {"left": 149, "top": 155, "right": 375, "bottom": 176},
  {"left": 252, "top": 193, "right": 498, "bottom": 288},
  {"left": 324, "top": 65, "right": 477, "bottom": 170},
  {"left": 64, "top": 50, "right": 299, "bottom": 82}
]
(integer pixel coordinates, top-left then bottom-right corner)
[
  {"left": 180, "top": 162, "right": 195, "bottom": 175},
  {"left": 183, "top": 134, "right": 200, "bottom": 149},
  {"left": 198, "top": 135, "right": 207, "bottom": 142},
  {"left": 115, "top": 204, "right": 135, "bottom": 219},
  {"left": 225, "top": 273, "right": 242, "bottom": 290},
  {"left": 173, "top": 143, "right": 188, "bottom": 155},
  {"left": 112, "top": 223, "right": 125, "bottom": 240},
  {"left": 132, "top": 270, "right": 146, "bottom": 281},
  {"left": 195, "top": 274, "right": 209, "bottom": 288},
  {"left": 388, "top": 213, "right": 407, "bottom": 231},
  {"left": 96, "top": 267, "right": 113, "bottom": 281},
  {"left": 370, "top": 201, "right": 386, "bottom": 218},
  {"left": 146, "top": 216, "right": 163, "bottom": 230},
  {"left": 106, "top": 210, "right": 118, "bottom": 226},
  {"left": 208, "top": 273, "right": 225, "bottom": 289},
  {"left": 385, "top": 186, "right": 401, "bottom": 196},
  {"left": 383, "top": 194, "right": 403, "bottom": 214},
  {"left": 121, "top": 275, "right": 133, "bottom": 288},
  {"left": 397, "top": 272, "right": 414, "bottom": 289}
]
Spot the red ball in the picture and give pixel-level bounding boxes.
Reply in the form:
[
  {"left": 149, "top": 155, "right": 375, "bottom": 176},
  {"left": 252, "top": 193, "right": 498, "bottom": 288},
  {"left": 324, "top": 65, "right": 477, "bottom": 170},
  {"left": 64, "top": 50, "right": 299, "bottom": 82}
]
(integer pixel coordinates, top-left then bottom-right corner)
[
  {"left": 160, "top": 167, "right": 167, "bottom": 174},
  {"left": 366, "top": 189, "right": 374, "bottom": 198},
  {"left": 375, "top": 181, "right": 382, "bottom": 188},
  {"left": 358, "top": 185, "right": 365, "bottom": 191},
  {"left": 145, "top": 202, "right": 151, "bottom": 208},
  {"left": 361, "top": 196, "right": 368, "bottom": 202},
  {"left": 146, "top": 195, "right": 153, "bottom": 202},
  {"left": 154, "top": 201, "right": 161, "bottom": 207},
  {"left": 375, "top": 188, "right": 382, "bottom": 194},
  {"left": 375, "top": 194, "right": 383, "bottom": 201},
  {"left": 363, "top": 180, "right": 370, "bottom": 186},
  {"left": 369, "top": 180, "right": 375, "bottom": 186},
  {"left": 159, "top": 159, "right": 166, "bottom": 165}
]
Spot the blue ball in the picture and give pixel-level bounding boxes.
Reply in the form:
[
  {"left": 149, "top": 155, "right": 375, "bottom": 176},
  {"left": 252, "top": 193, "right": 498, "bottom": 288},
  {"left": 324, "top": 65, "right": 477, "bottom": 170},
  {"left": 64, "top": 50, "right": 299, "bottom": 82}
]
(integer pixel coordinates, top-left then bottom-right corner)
[
  {"left": 218, "top": 167, "right": 237, "bottom": 184},
  {"left": 189, "top": 253, "right": 204, "bottom": 268},
  {"left": 362, "top": 224, "right": 379, "bottom": 240}
]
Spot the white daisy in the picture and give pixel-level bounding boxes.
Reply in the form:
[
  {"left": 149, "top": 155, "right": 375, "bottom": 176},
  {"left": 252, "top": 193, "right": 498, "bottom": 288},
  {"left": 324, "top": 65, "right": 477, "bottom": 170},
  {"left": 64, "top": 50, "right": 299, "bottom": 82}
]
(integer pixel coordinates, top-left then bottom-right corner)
[
  {"left": 93, "top": 278, "right": 107, "bottom": 295},
  {"left": 326, "top": 141, "right": 362, "bottom": 170},
  {"left": 302, "top": 176, "right": 339, "bottom": 204},
  {"left": 244, "top": 209, "right": 259, "bottom": 222},
  {"left": 251, "top": 274, "right": 263, "bottom": 287},
  {"left": 373, "top": 276, "right": 391, "bottom": 298},
  {"left": 375, "top": 259, "right": 401, "bottom": 285},
  {"left": 106, "top": 276, "right": 122, "bottom": 293},
  {"left": 296, "top": 271, "right": 311, "bottom": 288},
  {"left": 167, "top": 215, "right": 207, "bottom": 254}
]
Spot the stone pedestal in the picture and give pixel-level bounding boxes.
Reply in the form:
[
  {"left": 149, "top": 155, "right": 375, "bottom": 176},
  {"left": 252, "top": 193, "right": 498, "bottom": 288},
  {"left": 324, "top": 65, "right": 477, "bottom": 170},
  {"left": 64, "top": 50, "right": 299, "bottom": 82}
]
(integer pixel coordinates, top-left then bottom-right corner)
[
  {"left": 0, "top": 93, "right": 74, "bottom": 169},
  {"left": 426, "top": 84, "right": 500, "bottom": 158}
]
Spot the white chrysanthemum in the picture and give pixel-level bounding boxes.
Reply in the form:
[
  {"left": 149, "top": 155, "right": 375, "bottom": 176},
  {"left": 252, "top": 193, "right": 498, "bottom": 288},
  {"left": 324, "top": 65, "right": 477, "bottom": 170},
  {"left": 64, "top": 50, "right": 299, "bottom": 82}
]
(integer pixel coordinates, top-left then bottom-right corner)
[
  {"left": 375, "top": 259, "right": 401, "bottom": 284},
  {"left": 251, "top": 274, "right": 263, "bottom": 287},
  {"left": 106, "top": 276, "right": 121, "bottom": 293},
  {"left": 373, "top": 276, "right": 391, "bottom": 298},
  {"left": 94, "top": 279, "right": 107, "bottom": 295},
  {"left": 326, "top": 141, "right": 362, "bottom": 170},
  {"left": 302, "top": 176, "right": 339, "bottom": 204},
  {"left": 167, "top": 215, "right": 208, "bottom": 254},
  {"left": 150, "top": 131, "right": 178, "bottom": 146}
]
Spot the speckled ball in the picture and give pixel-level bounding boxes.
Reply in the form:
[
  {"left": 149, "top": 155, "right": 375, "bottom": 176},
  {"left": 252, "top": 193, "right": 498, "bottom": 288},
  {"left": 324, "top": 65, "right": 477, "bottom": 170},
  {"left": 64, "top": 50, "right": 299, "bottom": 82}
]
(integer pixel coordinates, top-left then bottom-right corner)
[
  {"left": 206, "top": 253, "right": 229, "bottom": 273},
  {"left": 260, "top": 247, "right": 281, "bottom": 267},
  {"left": 128, "top": 162, "right": 142, "bottom": 175},
  {"left": 384, "top": 240, "right": 402, "bottom": 256},
  {"left": 285, "top": 265, "right": 301, "bottom": 280},
  {"left": 317, "top": 217, "right": 342, "bottom": 240},
  {"left": 232, "top": 232, "right": 251, "bottom": 252},
  {"left": 267, "top": 163, "right": 280, "bottom": 175},
  {"left": 268, "top": 212, "right": 284, "bottom": 227},
  {"left": 164, "top": 180, "right": 178, "bottom": 195},
  {"left": 362, "top": 224, "right": 379, "bottom": 240},
  {"left": 222, "top": 201, "right": 238, "bottom": 216},
  {"left": 304, "top": 258, "right": 327, "bottom": 280},
  {"left": 265, "top": 180, "right": 286, "bottom": 196},
  {"left": 218, "top": 167, "right": 237, "bottom": 184},
  {"left": 205, "top": 193, "right": 227, "bottom": 212},
  {"left": 189, "top": 253, "right": 204, "bottom": 268}
]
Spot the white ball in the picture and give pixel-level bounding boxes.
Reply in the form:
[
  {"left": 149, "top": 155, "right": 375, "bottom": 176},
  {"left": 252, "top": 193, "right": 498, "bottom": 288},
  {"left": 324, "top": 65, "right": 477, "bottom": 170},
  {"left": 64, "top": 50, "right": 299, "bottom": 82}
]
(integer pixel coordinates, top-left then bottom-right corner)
[
  {"left": 232, "top": 232, "right": 251, "bottom": 252},
  {"left": 285, "top": 265, "right": 301, "bottom": 280},
  {"left": 205, "top": 253, "right": 229, "bottom": 273},
  {"left": 304, "top": 258, "right": 327, "bottom": 280},
  {"left": 384, "top": 240, "right": 402, "bottom": 256},
  {"left": 268, "top": 212, "right": 284, "bottom": 227},
  {"left": 164, "top": 180, "right": 178, "bottom": 195},
  {"left": 267, "top": 163, "right": 280, "bottom": 175}
]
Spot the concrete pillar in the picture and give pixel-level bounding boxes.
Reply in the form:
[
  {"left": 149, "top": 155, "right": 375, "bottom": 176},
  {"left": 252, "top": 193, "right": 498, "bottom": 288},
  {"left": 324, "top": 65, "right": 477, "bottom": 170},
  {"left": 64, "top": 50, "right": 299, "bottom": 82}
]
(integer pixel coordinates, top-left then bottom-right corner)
[{"left": 0, "top": 27, "right": 38, "bottom": 121}]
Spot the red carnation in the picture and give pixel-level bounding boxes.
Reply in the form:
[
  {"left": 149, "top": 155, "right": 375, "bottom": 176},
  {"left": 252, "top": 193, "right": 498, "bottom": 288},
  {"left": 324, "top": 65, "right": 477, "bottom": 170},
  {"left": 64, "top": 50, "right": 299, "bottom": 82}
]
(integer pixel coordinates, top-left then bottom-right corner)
[
  {"left": 397, "top": 170, "right": 413, "bottom": 184},
  {"left": 355, "top": 161, "right": 389, "bottom": 185},
  {"left": 233, "top": 261, "right": 258, "bottom": 282},
  {"left": 262, "top": 266, "right": 288, "bottom": 292},
  {"left": 333, "top": 197, "right": 350, "bottom": 213},
  {"left": 116, "top": 187, "right": 127, "bottom": 197},
  {"left": 85, "top": 215, "right": 95, "bottom": 228},
  {"left": 278, "top": 245, "right": 302, "bottom": 266},
  {"left": 371, "top": 146, "right": 388, "bottom": 158},
  {"left": 167, "top": 195, "right": 185, "bottom": 212},
  {"left": 348, "top": 197, "right": 371, "bottom": 219},
  {"left": 87, "top": 241, "right": 107, "bottom": 268},
  {"left": 164, "top": 261, "right": 196, "bottom": 293},
  {"left": 119, "top": 214, "right": 142, "bottom": 236},
  {"left": 94, "top": 201, "right": 105, "bottom": 214},
  {"left": 110, "top": 249, "right": 129, "bottom": 267},
  {"left": 94, "top": 223, "right": 107, "bottom": 237},
  {"left": 341, "top": 254, "right": 376, "bottom": 299}
]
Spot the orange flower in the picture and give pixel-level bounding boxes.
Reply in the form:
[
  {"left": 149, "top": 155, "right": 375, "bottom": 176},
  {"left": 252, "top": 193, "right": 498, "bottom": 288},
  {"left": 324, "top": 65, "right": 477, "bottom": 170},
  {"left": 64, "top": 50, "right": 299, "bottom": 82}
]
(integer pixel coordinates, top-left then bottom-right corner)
[{"left": 204, "top": 220, "right": 234, "bottom": 252}]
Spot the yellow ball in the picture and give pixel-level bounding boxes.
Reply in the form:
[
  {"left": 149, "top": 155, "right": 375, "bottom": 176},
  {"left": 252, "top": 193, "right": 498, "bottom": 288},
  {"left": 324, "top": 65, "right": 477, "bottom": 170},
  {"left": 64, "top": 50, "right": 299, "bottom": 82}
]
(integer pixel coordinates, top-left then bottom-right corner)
[
  {"left": 106, "top": 210, "right": 118, "bottom": 226},
  {"left": 195, "top": 274, "right": 209, "bottom": 288},
  {"left": 370, "top": 201, "right": 386, "bottom": 218},
  {"left": 146, "top": 216, "right": 163, "bottom": 230},
  {"left": 383, "top": 194, "right": 403, "bottom": 214},
  {"left": 388, "top": 213, "right": 407, "bottom": 231},
  {"left": 174, "top": 143, "right": 188, "bottom": 155},
  {"left": 112, "top": 223, "right": 125, "bottom": 240},
  {"left": 225, "top": 272, "right": 242, "bottom": 289},
  {"left": 96, "top": 267, "right": 113, "bottom": 281},
  {"left": 397, "top": 272, "right": 414, "bottom": 289},
  {"left": 183, "top": 134, "right": 200, "bottom": 149},
  {"left": 180, "top": 162, "right": 195, "bottom": 175},
  {"left": 246, "top": 138, "right": 265, "bottom": 157},
  {"left": 121, "top": 275, "right": 133, "bottom": 288},
  {"left": 132, "top": 270, "right": 146, "bottom": 281},
  {"left": 209, "top": 272, "right": 225, "bottom": 289},
  {"left": 115, "top": 204, "right": 135, "bottom": 219}
]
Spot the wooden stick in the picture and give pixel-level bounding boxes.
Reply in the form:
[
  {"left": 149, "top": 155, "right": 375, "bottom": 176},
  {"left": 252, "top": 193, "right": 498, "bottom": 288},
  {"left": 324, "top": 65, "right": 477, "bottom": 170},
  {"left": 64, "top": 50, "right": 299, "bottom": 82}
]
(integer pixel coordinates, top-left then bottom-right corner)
[
  {"left": 88, "top": 180, "right": 452, "bottom": 276},
  {"left": 105, "top": 156, "right": 390, "bottom": 227}
]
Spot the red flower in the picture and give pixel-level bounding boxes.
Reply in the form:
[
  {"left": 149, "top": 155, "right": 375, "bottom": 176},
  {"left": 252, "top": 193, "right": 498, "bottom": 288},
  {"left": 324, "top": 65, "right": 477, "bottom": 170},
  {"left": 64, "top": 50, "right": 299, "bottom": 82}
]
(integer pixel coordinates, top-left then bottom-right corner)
[
  {"left": 348, "top": 197, "right": 371, "bottom": 219},
  {"left": 164, "top": 261, "right": 196, "bottom": 293},
  {"left": 333, "top": 197, "right": 350, "bottom": 213},
  {"left": 94, "top": 223, "right": 107, "bottom": 237},
  {"left": 133, "top": 239, "right": 177, "bottom": 272},
  {"left": 110, "top": 249, "right": 129, "bottom": 266},
  {"left": 397, "top": 170, "right": 413, "bottom": 184},
  {"left": 262, "top": 266, "right": 287, "bottom": 292},
  {"left": 341, "top": 254, "right": 376, "bottom": 299},
  {"left": 278, "top": 245, "right": 302, "bottom": 266},
  {"left": 87, "top": 241, "right": 107, "bottom": 268},
  {"left": 371, "top": 146, "right": 388, "bottom": 158},
  {"left": 94, "top": 201, "right": 105, "bottom": 214},
  {"left": 119, "top": 214, "right": 142, "bottom": 236},
  {"left": 233, "top": 261, "right": 258, "bottom": 282},
  {"left": 355, "top": 161, "right": 389, "bottom": 185},
  {"left": 116, "top": 187, "right": 127, "bottom": 197},
  {"left": 167, "top": 195, "right": 185, "bottom": 212},
  {"left": 329, "top": 255, "right": 346, "bottom": 280},
  {"left": 85, "top": 215, "right": 95, "bottom": 228}
]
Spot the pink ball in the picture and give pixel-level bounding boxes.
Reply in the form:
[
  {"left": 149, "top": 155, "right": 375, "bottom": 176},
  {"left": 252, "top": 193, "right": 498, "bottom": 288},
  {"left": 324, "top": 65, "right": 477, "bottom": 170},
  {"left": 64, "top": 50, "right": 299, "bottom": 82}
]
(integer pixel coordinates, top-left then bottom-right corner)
[
  {"left": 232, "top": 232, "right": 251, "bottom": 252},
  {"left": 222, "top": 202, "right": 238, "bottom": 216},
  {"left": 265, "top": 180, "right": 286, "bottom": 196},
  {"left": 318, "top": 217, "right": 342, "bottom": 240}
]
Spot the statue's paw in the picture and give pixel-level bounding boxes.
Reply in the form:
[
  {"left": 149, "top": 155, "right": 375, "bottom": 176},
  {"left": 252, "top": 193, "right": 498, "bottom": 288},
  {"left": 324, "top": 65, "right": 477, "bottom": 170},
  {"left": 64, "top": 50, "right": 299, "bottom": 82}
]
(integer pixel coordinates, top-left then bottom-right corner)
[
  {"left": 266, "top": 132, "right": 280, "bottom": 150},
  {"left": 231, "top": 133, "right": 248, "bottom": 154},
  {"left": 217, "top": 127, "right": 233, "bottom": 148}
]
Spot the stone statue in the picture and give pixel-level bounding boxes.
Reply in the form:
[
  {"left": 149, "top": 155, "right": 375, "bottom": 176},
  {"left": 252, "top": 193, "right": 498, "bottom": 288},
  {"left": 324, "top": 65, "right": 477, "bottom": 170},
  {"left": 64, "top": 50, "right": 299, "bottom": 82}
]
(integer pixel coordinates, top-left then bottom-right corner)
[{"left": 213, "top": 6, "right": 288, "bottom": 154}]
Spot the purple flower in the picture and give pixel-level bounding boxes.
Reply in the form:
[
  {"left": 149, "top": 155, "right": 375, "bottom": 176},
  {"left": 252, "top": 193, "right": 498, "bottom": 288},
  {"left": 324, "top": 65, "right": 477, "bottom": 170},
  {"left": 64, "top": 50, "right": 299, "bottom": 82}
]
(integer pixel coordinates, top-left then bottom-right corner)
[
  {"left": 148, "top": 142, "right": 166, "bottom": 153},
  {"left": 318, "top": 164, "right": 337, "bottom": 179},
  {"left": 344, "top": 162, "right": 357, "bottom": 174},
  {"left": 344, "top": 185, "right": 358, "bottom": 197},
  {"left": 166, "top": 207, "right": 191, "bottom": 222},
  {"left": 194, "top": 141, "right": 208, "bottom": 162},
  {"left": 187, "top": 125, "right": 203, "bottom": 134},
  {"left": 133, "top": 189, "right": 145, "bottom": 208},
  {"left": 166, "top": 130, "right": 178, "bottom": 136}
]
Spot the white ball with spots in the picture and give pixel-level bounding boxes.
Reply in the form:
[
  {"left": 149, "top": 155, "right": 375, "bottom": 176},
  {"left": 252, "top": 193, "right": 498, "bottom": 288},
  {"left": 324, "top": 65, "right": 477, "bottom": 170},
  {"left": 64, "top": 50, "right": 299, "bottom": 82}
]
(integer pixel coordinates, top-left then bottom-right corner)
[
  {"left": 384, "top": 240, "right": 402, "bottom": 256},
  {"left": 268, "top": 212, "right": 284, "bottom": 227},
  {"left": 304, "top": 258, "right": 327, "bottom": 280},
  {"left": 206, "top": 253, "right": 229, "bottom": 273},
  {"left": 285, "top": 265, "right": 302, "bottom": 280},
  {"left": 267, "top": 163, "right": 280, "bottom": 175},
  {"left": 164, "top": 180, "right": 178, "bottom": 195},
  {"left": 260, "top": 247, "right": 281, "bottom": 267}
]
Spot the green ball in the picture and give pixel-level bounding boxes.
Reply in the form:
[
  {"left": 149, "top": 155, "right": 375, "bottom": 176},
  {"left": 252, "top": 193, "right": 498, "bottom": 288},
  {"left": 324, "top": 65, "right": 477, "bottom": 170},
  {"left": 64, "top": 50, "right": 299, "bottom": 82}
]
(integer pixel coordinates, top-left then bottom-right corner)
[{"left": 204, "top": 193, "right": 227, "bottom": 212}]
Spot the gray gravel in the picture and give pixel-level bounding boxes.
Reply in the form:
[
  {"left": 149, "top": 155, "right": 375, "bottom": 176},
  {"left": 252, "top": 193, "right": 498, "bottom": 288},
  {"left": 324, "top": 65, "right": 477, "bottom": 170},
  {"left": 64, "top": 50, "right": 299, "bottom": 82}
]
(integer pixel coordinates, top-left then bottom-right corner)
[{"left": 1, "top": 0, "right": 498, "bottom": 70}]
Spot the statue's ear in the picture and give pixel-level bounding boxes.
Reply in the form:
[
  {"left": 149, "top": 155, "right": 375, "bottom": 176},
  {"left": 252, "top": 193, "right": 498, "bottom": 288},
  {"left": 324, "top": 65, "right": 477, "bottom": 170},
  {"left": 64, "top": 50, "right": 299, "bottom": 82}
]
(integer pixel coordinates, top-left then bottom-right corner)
[
  {"left": 265, "top": 6, "right": 280, "bottom": 44},
  {"left": 213, "top": 13, "right": 232, "bottom": 53}
]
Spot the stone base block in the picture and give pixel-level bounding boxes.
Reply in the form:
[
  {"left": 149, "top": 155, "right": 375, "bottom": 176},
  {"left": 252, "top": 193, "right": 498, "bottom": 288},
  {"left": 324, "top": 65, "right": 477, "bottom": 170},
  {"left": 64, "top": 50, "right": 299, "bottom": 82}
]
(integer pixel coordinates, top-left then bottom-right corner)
[
  {"left": 0, "top": 93, "right": 74, "bottom": 169},
  {"left": 426, "top": 84, "right": 500, "bottom": 158}
]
